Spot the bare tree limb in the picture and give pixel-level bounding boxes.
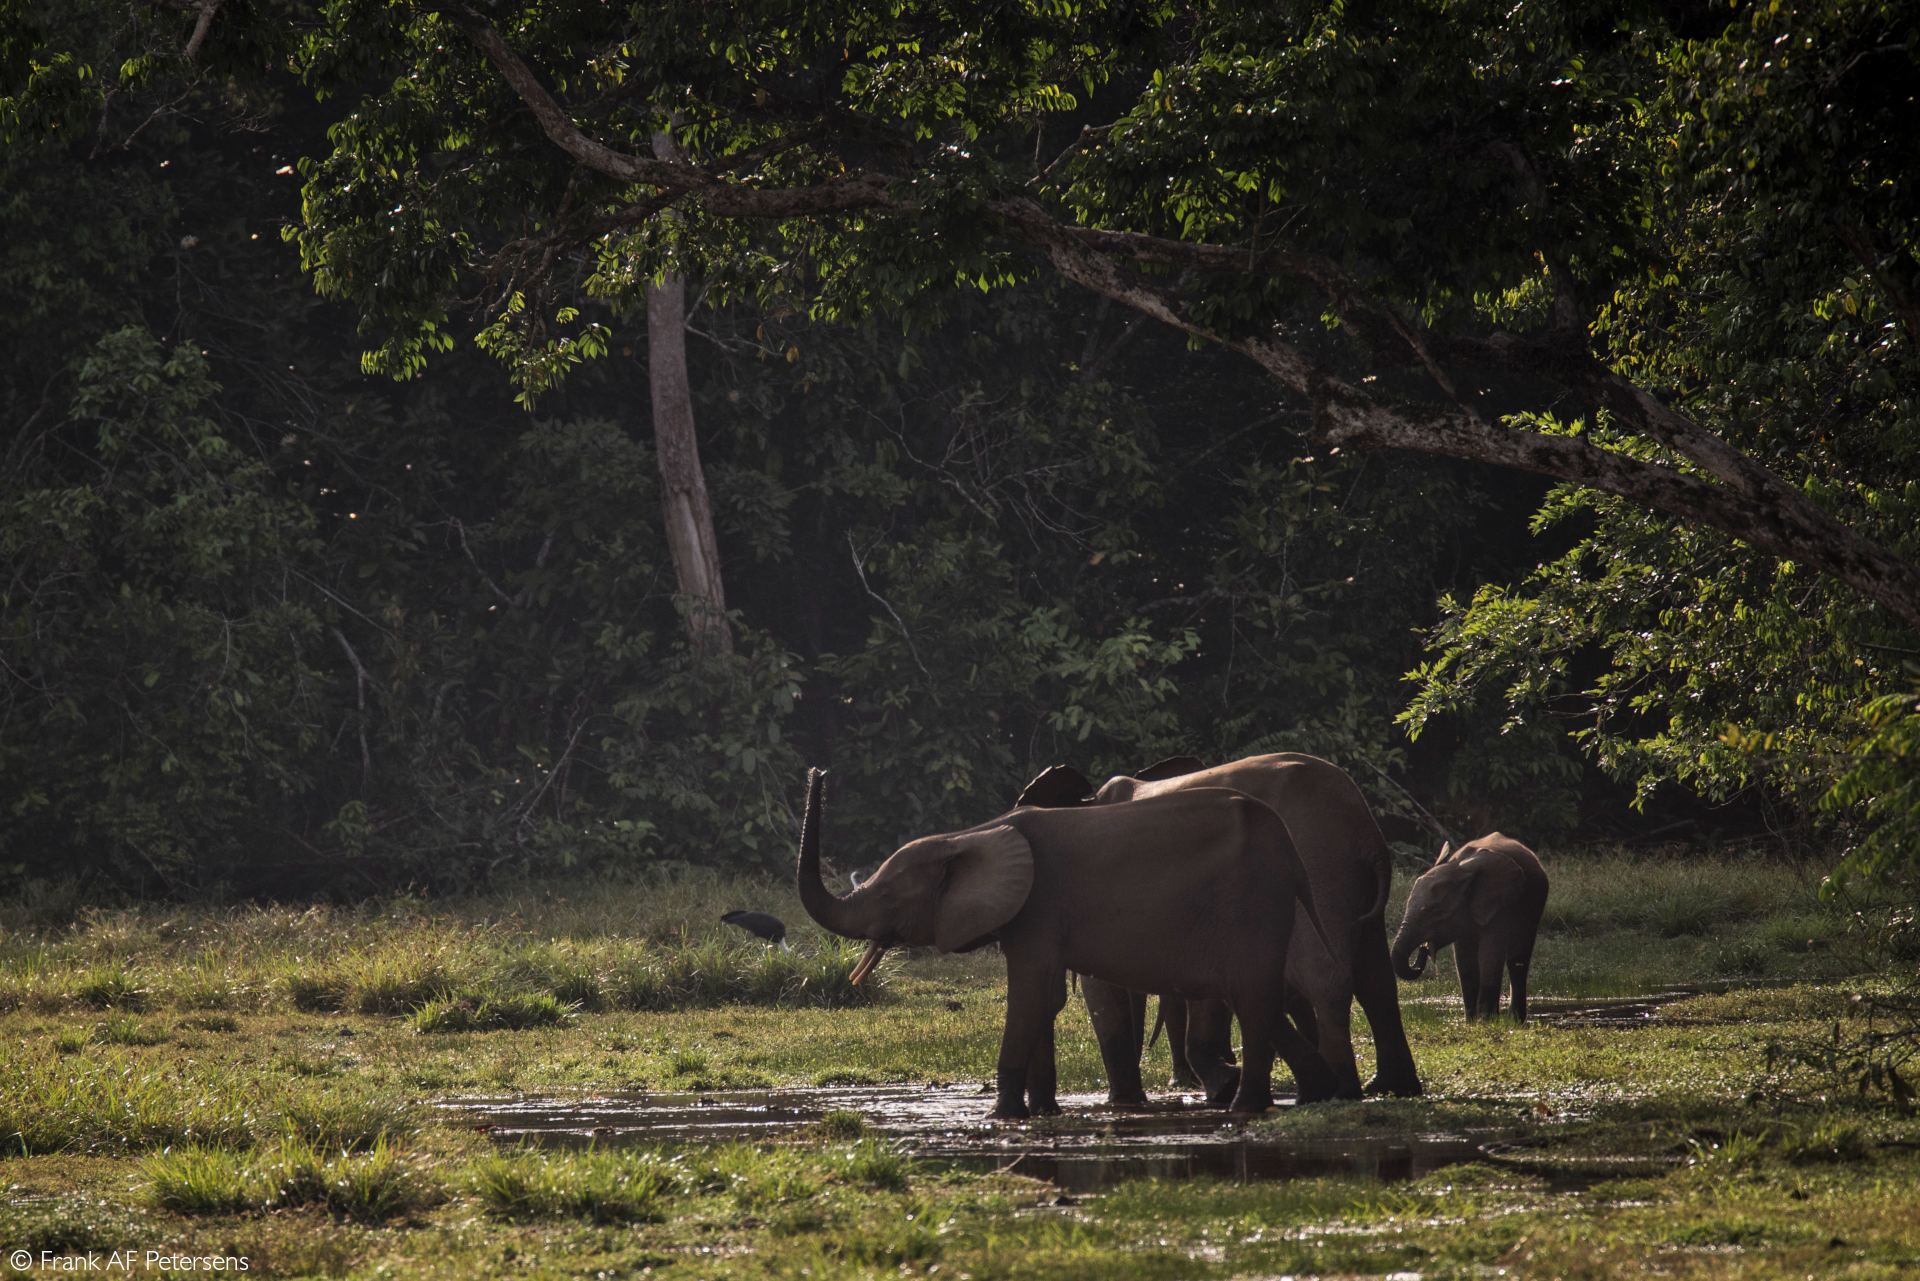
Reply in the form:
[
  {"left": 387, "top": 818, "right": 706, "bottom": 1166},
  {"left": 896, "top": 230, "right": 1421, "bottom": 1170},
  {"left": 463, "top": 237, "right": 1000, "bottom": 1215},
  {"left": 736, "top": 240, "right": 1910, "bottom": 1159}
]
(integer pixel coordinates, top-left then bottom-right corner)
[
  {"left": 183, "top": 0, "right": 220, "bottom": 60},
  {"left": 330, "top": 626, "right": 372, "bottom": 792},
  {"left": 847, "top": 532, "right": 930, "bottom": 677}
]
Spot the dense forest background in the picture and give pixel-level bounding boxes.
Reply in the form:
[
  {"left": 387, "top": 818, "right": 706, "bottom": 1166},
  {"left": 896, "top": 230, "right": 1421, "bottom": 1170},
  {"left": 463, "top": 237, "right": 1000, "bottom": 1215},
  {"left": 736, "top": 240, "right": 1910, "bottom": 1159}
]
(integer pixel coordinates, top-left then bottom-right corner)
[{"left": 2, "top": 1, "right": 1915, "bottom": 898}]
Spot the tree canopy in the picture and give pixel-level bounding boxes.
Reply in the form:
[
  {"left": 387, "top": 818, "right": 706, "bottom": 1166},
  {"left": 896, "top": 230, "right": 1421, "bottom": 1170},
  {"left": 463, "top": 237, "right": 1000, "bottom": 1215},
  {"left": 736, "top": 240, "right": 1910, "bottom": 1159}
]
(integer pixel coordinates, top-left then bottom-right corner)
[{"left": 2, "top": 0, "right": 1916, "bottom": 892}]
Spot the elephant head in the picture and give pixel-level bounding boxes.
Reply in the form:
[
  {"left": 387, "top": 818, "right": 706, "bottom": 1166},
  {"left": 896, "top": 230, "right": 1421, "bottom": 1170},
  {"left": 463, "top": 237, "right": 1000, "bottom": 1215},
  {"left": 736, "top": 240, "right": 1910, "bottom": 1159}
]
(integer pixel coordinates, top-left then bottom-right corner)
[
  {"left": 1015, "top": 756, "right": 1207, "bottom": 809},
  {"left": 795, "top": 768, "right": 1036, "bottom": 985},
  {"left": 1390, "top": 841, "right": 1507, "bottom": 980}
]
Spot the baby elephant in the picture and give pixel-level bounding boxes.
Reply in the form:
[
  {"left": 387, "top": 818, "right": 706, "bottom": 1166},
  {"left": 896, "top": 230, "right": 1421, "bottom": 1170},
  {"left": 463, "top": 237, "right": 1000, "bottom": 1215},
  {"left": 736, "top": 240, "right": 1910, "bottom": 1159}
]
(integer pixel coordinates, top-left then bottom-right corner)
[{"left": 1390, "top": 834, "right": 1547, "bottom": 1022}]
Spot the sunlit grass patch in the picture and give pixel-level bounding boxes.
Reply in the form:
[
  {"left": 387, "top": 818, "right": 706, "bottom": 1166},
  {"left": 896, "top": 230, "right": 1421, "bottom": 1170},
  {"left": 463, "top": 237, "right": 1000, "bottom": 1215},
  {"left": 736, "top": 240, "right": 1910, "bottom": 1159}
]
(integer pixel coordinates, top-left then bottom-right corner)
[
  {"left": 340, "top": 943, "right": 472, "bottom": 1016},
  {"left": 412, "top": 992, "right": 573, "bottom": 1033},
  {"left": 815, "top": 1108, "right": 868, "bottom": 1139},
  {"left": 824, "top": 1137, "right": 909, "bottom": 1191},
  {"left": 488, "top": 940, "right": 606, "bottom": 1009},
  {"left": 143, "top": 1134, "right": 436, "bottom": 1220},
  {"left": 90, "top": 1013, "right": 166, "bottom": 1046},
  {"left": 467, "top": 1148, "right": 682, "bottom": 1223},
  {"left": 0, "top": 1051, "right": 255, "bottom": 1154},
  {"left": 73, "top": 964, "right": 150, "bottom": 1011},
  {"left": 606, "top": 937, "right": 882, "bottom": 1010},
  {"left": 0, "top": 1050, "right": 414, "bottom": 1156}
]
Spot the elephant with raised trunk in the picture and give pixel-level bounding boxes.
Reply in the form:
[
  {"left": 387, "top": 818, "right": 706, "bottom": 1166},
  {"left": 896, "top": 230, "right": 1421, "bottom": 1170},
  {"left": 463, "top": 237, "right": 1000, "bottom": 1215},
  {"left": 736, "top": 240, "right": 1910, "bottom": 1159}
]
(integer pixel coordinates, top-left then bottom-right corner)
[
  {"left": 1016, "top": 752, "right": 1423, "bottom": 1101},
  {"left": 793, "top": 767, "right": 1339, "bottom": 1118},
  {"left": 1391, "top": 833, "right": 1548, "bottom": 1022}
]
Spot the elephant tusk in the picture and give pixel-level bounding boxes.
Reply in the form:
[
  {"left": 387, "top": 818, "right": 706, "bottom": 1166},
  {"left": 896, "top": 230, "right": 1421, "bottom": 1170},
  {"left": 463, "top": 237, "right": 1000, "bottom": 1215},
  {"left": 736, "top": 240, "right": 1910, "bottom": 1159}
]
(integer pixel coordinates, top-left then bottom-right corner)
[{"left": 849, "top": 941, "right": 887, "bottom": 987}]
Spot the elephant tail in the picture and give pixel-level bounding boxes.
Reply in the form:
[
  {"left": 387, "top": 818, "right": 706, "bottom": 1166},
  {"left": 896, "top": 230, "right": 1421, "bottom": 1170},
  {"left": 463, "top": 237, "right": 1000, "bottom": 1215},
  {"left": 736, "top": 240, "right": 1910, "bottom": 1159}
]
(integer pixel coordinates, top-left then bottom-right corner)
[
  {"left": 1296, "top": 872, "right": 1339, "bottom": 966},
  {"left": 1357, "top": 842, "right": 1393, "bottom": 928},
  {"left": 1147, "top": 997, "right": 1167, "bottom": 1051}
]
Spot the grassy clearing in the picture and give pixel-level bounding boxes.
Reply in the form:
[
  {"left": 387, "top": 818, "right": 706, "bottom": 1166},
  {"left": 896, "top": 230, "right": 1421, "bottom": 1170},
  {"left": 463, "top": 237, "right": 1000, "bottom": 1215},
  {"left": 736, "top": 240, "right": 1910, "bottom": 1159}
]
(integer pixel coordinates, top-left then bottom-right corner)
[{"left": 0, "top": 848, "right": 1912, "bottom": 1278}]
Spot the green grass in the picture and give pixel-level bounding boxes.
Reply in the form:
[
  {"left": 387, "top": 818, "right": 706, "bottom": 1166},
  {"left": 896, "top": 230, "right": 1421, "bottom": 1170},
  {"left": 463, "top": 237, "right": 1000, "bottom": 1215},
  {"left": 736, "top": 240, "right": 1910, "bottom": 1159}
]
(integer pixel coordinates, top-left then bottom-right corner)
[
  {"left": 1, "top": 851, "right": 1913, "bottom": 1279},
  {"left": 468, "top": 1148, "right": 682, "bottom": 1223},
  {"left": 143, "top": 1134, "right": 436, "bottom": 1220},
  {"left": 413, "top": 992, "right": 574, "bottom": 1033}
]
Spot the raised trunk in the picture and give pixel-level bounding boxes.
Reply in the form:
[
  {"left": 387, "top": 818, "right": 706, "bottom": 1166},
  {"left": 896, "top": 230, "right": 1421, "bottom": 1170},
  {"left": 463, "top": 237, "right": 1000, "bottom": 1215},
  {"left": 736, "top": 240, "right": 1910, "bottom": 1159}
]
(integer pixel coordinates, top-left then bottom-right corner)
[
  {"left": 795, "top": 768, "right": 858, "bottom": 937},
  {"left": 1390, "top": 926, "right": 1429, "bottom": 982}
]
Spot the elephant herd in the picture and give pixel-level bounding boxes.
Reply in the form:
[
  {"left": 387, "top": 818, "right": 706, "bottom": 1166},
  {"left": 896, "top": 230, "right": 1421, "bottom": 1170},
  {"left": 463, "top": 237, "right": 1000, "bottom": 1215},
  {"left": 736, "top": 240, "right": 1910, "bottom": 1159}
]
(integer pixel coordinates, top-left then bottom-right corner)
[{"left": 794, "top": 753, "right": 1548, "bottom": 1119}]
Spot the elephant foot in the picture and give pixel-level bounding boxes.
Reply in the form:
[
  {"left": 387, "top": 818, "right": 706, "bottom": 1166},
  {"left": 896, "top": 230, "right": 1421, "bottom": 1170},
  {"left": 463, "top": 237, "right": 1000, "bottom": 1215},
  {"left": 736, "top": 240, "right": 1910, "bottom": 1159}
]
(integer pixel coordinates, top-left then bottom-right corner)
[
  {"left": 1227, "top": 1090, "right": 1274, "bottom": 1115},
  {"left": 1103, "top": 1091, "right": 1150, "bottom": 1109},
  {"left": 1291, "top": 1067, "right": 1341, "bottom": 1106},
  {"left": 1200, "top": 1067, "right": 1242, "bottom": 1107},
  {"left": 1363, "top": 1073, "right": 1425, "bottom": 1098},
  {"left": 1028, "top": 1099, "right": 1063, "bottom": 1117},
  {"left": 987, "top": 1100, "right": 1031, "bottom": 1121}
]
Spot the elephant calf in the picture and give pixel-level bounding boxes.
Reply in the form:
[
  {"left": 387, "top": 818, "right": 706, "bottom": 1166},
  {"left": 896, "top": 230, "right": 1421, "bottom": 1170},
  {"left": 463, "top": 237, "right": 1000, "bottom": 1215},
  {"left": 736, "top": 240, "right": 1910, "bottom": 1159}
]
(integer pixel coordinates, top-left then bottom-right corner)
[{"left": 1390, "top": 833, "right": 1548, "bottom": 1022}]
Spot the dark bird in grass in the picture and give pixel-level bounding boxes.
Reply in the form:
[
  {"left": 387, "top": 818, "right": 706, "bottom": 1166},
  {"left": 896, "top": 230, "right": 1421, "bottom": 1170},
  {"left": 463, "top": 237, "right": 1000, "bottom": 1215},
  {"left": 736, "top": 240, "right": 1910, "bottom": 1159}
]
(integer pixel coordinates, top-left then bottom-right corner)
[{"left": 721, "top": 910, "right": 790, "bottom": 950}]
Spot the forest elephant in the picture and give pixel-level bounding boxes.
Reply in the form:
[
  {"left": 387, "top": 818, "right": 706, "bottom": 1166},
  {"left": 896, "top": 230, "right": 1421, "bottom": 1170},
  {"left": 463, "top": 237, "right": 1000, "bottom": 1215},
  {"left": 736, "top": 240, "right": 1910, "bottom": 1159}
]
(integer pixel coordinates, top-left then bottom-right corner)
[
  {"left": 793, "top": 767, "right": 1339, "bottom": 1118},
  {"left": 1015, "top": 753, "right": 1424, "bottom": 1101},
  {"left": 1390, "top": 833, "right": 1548, "bottom": 1022}
]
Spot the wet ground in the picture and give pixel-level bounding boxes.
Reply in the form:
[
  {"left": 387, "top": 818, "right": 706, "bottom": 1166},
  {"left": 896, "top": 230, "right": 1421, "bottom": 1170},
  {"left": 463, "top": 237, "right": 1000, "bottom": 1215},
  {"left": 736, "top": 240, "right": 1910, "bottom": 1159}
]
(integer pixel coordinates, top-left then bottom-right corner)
[
  {"left": 1524, "top": 989, "right": 1699, "bottom": 1027},
  {"left": 438, "top": 1085, "right": 1488, "bottom": 1192},
  {"left": 438, "top": 989, "right": 1722, "bottom": 1192}
]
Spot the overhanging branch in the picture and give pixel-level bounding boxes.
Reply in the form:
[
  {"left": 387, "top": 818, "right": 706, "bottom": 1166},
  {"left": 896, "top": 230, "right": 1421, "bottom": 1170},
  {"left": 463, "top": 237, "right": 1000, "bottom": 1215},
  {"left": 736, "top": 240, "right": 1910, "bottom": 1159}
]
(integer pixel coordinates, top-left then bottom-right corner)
[{"left": 443, "top": 12, "right": 1920, "bottom": 632}]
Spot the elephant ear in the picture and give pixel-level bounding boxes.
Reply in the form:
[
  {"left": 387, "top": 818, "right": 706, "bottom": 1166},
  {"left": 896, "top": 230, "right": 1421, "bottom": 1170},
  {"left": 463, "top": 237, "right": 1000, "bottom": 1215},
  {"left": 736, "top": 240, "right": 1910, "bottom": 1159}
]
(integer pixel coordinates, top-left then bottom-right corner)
[
  {"left": 1016, "top": 765, "right": 1094, "bottom": 808},
  {"left": 1132, "top": 755, "right": 1207, "bottom": 781},
  {"left": 1424, "top": 859, "right": 1477, "bottom": 917},
  {"left": 933, "top": 825, "right": 1034, "bottom": 952},
  {"left": 1469, "top": 856, "right": 1521, "bottom": 928}
]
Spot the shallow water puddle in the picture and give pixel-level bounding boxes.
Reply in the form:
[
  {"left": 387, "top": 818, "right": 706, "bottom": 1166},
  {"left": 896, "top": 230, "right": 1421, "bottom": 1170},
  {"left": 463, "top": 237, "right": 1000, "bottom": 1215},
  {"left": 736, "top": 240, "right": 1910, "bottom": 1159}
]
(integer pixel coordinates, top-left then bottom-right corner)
[
  {"left": 437, "top": 1086, "right": 1487, "bottom": 1192},
  {"left": 1527, "top": 989, "right": 1698, "bottom": 1028}
]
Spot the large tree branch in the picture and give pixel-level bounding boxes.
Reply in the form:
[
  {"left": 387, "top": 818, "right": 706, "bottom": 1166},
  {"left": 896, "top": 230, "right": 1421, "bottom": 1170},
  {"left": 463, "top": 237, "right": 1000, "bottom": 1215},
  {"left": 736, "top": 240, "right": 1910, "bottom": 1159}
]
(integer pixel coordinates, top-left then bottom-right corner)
[
  {"left": 448, "top": 7, "right": 893, "bottom": 218},
  {"left": 448, "top": 13, "right": 1920, "bottom": 632},
  {"left": 997, "top": 202, "right": 1920, "bottom": 631}
]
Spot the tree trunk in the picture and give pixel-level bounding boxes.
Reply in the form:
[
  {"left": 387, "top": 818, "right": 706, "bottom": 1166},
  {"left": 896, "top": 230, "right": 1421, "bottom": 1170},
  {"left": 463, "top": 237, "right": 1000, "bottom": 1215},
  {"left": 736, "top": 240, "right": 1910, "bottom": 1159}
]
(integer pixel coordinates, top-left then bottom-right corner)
[{"left": 644, "top": 129, "right": 731, "bottom": 657}]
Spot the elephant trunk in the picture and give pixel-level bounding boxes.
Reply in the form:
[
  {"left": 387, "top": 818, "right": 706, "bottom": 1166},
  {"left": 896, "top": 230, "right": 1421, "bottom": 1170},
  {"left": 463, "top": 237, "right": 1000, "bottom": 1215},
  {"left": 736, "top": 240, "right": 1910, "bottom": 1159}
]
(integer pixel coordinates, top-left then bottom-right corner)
[
  {"left": 1390, "top": 924, "right": 1430, "bottom": 982},
  {"left": 794, "top": 768, "right": 888, "bottom": 984},
  {"left": 796, "top": 768, "right": 858, "bottom": 937}
]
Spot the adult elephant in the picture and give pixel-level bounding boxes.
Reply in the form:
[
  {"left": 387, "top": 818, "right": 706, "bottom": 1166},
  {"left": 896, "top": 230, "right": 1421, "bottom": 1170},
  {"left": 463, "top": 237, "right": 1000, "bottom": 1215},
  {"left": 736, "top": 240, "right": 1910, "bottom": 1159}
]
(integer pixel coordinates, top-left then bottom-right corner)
[
  {"left": 1391, "top": 834, "right": 1548, "bottom": 1022},
  {"left": 793, "top": 768, "right": 1338, "bottom": 1118},
  {"left": 1016, "top": 753, "right": 1424, "bottom": 1100}
]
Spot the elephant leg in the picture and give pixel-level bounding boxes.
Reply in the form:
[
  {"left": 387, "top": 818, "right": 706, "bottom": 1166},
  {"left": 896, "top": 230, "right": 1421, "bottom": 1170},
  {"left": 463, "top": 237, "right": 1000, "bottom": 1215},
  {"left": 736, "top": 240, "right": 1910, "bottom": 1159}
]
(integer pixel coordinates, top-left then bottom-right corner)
[
  {"left": 1508, "top": 906, "right": 1543, "bottom": 1024},
  {"left": 1507, "top": 955, "right": 1531, "bottom": 1024},
  {"left": 991, "top": 957, "right": 1066, "bottom": 1120},
  {"left": 1455, "top": 939, "right": 1482, "bottom": 1020},
  {"left": 1163, "top": 995, "right": 1201, "bottom": 1088},
  {"left": 1308, "top": 991, "right": 1364, "bottom": 1100},
  {"left": 1239, "top": 987, "right": 1337, "bottom": 1109},
  {"left": 1284, "top": 989, "right": 1319, "bottom": 1048},
  {"left": 1026, "top": 1018, "right": 1063, "bottom": 1116},
  {"left": 1475, "top": 933, "right": 1506, "bottom": 1021},
  {"left": 1184, "top": 998, "right": 1242, "bottom": 1106},
  {"left": 1226, "top": 999, "right": 1277, "bottom": 1113},
  {"left": 1273, "top": 1010, "right": 1339, "bottom": 1105},
  {"left": 1081, "top": 977, "right": 1148, "bottom": 1106},
  {"left": 1354, "top": 924, "right": 1423, "bottom": 1097}
]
